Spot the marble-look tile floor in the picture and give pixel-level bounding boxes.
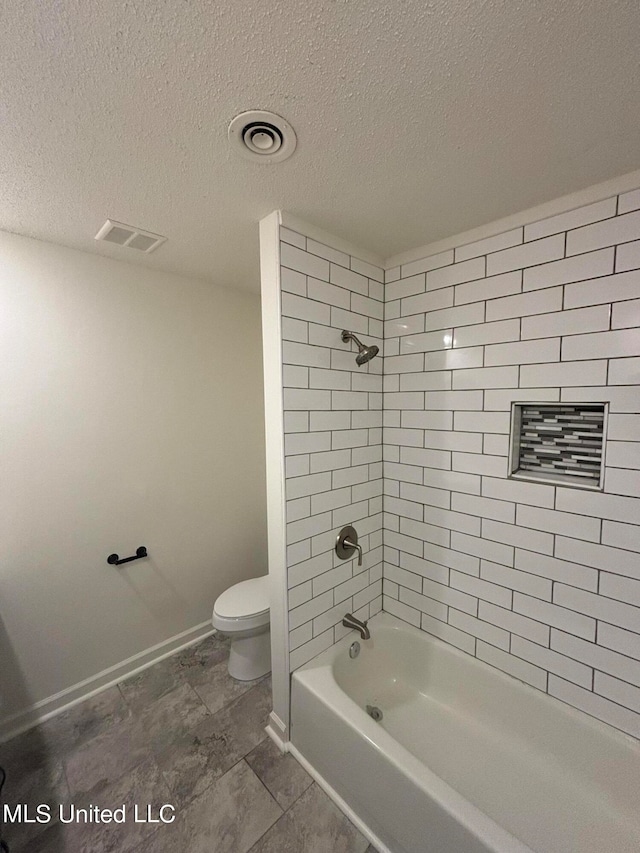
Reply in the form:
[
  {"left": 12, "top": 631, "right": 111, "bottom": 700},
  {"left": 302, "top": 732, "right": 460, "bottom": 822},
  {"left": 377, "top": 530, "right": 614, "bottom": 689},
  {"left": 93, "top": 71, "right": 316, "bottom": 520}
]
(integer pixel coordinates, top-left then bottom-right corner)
[{"left": 0, "top": 634, "right": 376, "bottom": 852}]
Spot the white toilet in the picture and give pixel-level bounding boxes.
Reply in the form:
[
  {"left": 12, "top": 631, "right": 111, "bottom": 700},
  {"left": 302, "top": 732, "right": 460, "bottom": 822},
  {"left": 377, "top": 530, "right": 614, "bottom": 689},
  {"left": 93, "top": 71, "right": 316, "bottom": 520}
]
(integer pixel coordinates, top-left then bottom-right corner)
[{"left": 212, "top": 575, "right": 271, "bottom": 681}]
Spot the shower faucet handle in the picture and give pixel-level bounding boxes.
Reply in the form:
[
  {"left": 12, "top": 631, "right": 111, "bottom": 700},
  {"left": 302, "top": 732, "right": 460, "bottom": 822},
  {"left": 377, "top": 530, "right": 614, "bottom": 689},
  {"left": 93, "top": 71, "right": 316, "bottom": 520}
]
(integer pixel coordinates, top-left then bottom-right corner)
[{"left": 336, "top": 526, "right": 363, "bottom": 566}]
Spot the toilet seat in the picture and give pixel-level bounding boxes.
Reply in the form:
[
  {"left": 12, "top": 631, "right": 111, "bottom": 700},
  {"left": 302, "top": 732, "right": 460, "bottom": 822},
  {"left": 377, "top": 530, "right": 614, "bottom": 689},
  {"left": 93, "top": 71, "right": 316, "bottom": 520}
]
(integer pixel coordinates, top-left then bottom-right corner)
[{"left": 212, "top": 575, "right": 270, "bottom": 634}]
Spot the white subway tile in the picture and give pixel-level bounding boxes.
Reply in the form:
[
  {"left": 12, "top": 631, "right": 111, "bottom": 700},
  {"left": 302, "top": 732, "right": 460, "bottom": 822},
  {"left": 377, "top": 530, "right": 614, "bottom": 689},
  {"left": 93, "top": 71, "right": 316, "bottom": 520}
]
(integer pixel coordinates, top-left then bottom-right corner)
[
  {"left": 451, "top": 531, "right": 514, "bottom": 567},
  {"left": 385, "top": 273, "right": 426, "bottom": 302},
  {"left": 555, "top": 536, "right": 640, "bottom": 580},
  {"left": 287, "top": 496, "right": 311, "bottom": 523},
  {"left": 455, "top": 228, "right": 523, "bottom": 262},
  {"left": 384, "top": 595, "right": 422, "bottom": 627},
  {"left": 514, "top": 592, "right": 596, "bottom": 640},
  {"left": 612, "top": 298, "right": 640, "bottom": 330},
  {"left": 332, "top": 428, "right": 368, "bottom": 449},
  {"left": 287, "top": 511, "right": 333, "bottom": 544},
  {"left": 424, "top": 506, "right": 481, "bottom": 536},
  {"left": 310, "top": 449, "right": 351, "bottom": 474},
  {"left": 424, "top": 346, "right": 484, "bottom": 371},
  {"left": 426, "top": 257, "right": 486, "bottom": 291},
  {"left": 401, "top": 371, "right": 452, "bottom": 392},
  {"left": 400, "top": 552, "right": 451, "bottom": 584},
  {"left": 420, "top": 578, "right": 477, "bottom": 615},
  {"left": 285, "top": 431, "right": 331, "bottom": 456},
  {"left": 553, "top": 584, "right": 640, "bottom": 634},
  {"left": 512, "top": 635, "right": 592, "bottom": 687},
  {"left": 400, "top": 516, "right": 450, "bottom": 548},
  {"left": 284, "top": 411, "right": 309, "bottom": 433},
  {"left": 352, "top": 292, "right": 384, "bottom": 321},
  {"left": 601, "top": 520, "right": 640, "bottom": 552},
  {"left": 483, "top": 434, "right": 510, "bottom": 456},
  {"left": 452, "top": 493, "right": 515, "bottom": 523},
  {"left": 331, "top": 390, "right": 369, "bottom": 410},
  {"left": 487, "top": 234, "right": 565, "bottom": 276},
  {"left": 600, "top": 573, "right": 640, "bottom": 609},
  {"left": 400, "top": 329, "right": 452, "bottom": 354},
  {"left": 516, "top": 505, "right": 600, "bottom": 543},
  {"left": 307, "top": 322, "right": 341, "bottom": 348},
  {"left": 453, "top": 366, "right": 519, "bottom": 390},
  {"left": 401, "top": 410, "right": 453, "bottom": 430},
  {"left": 385, "top": 353, "right": 424, "bottom": 374},
  {"left": 385, "top": 562, "right": 425, "bottom": 592},
  {"left": 289, "top": 628, "right": 335, "bottom": 671},
  {"left": 450, "top": 571, "right": 512, "bottom": 609},
  {"left": 283, "top": 365, "right": 308, "bottom": 388},
  {"left": 608, "top": 414, "right": 640, "bottom": 441},
  {"left": 452, "top": 453, "right": 508, "bottom": 477},
  {"left": 401, "top": 286, "right": 454, "bottom": 316},
  {"left": 480, "top": 560, "right": 551, "bottom": 600},
  {"left": 606, "top": 441, "right": 640, "bottom": 471},
  {"left": 564, "top": 269, "right": 640, "bottom": 309},
  {"left": 281, "top": 266, "right": 306, "bottom": 296},
  {"left": 520, "top": 360, "right": 607, "bottom": 387},
  {"left": 609, "top": 356, "right": 640, "bottom": 385},
  {"left": 477, "top": 641, "right": 547, "bottom": 690},
  {"left": 449, "top": 609, "right": 509, "bottom": 649},
  {"left": 482, "top": 476, "right": 554, "bottom": 508},
  {"left": 305, "top": 239, "right": 349, "bottom": 268},
  {"left": 421, "top": 613, "right": 476, "bottom": 654},
  {"left": 384, "top": 529, "right": 424, "bottom": 558},
  {"left": 595, "top": 672, "right": 640, "bottom": 715},
  {"left": 526, "top": 197, "right": 617, "bottom": 242},
  {"left": 354, "top": 258, "right": 385, "bottom": 282},
  {"left": 289, "top": 590, "right": 334, "bottom": 630},
  {"left": 286, "top": 471, "right": 332, "bottom": 500},
  {"left": 385, "top": 391, "right": 424, "bottom": 410},
  {"left": 566, "top": 209, "right": 640, "bottom": 256},
  {"left": 286, "top": 455, "right": 310, "bottom": 479},
  {"left": 619, "top": 188, "right": 640, "bottom": 214},
  {"left": 455, "top": 270, "right": 522, "bottom": 306},
  {"left": 307, "top": 276, "right": 351, "bottom": 309},
  {"left": 549, "top": 675, "right": 640, "bottom": 739},
  {"left": 423, "top": 430, "right": 482, "bottom": 452},
  {"left": 484, "top": 338, "right": 561, "bottom": 367},
  {"left": 384, "top": 427, "right": 423, "bottom": 448},
  {"left": 563, "top": 328, "right": 640, "bottom": 361},
  {"left": 452, "top": 319, "right": 520, "bottom": 348},
  {"left": 522, "top": 306, "right": 611, "bottom": 340},
  {"left": 369, "top": 279, "right": 384, "bottom": 301},
  {"left": 423, "top": 468, "right": 481, "bottom": 495},
  {"left": 289, "top": 623, "right": 313, "bottom": 651},
  {"left": 331, "top": 307, "right": 368, "bottom": 336},
  {"left": 282, "top": 292, "right": 330, "bottom": 325},
  {"left": 385, "top": 266, "right": 401, "bottom": 283},
  {"left": 424, "top": 390, "right": 484, "bottom": 410},
  {"left": 333, "top": 465, "right": 369, "bottom": 489},
  {"left": 484, "top": 387, "right": 560, "bottom": 410},
  {"left": 281, "top": 242, "right": 330, "bottom": 279},
  {"left": 483, "top": 518, "right": 553, "bottom": 555},
  {"left": 280, "top": 227, "right": 306, "bottom": 249},
  {"left": 310, "top": 410, "right": 351, "bottom": 431},
  {"left": 282, "top": 316, "right": 309, "bottom": 343},
  {"left": 604, "top": 468, "right": 640, "bottom": 498},
  {"left": 479, "top": 601, "right": 550, "bottom": 645},
  {"left": 552, "top": 630, "right": 640, "bottom": 688},
  {"left": 556, "top": 485, "right": 640, "bottom": 525},
  {"left": 289, "top": 580, "right": 313, "bottom": 609},
  {"left": 598, "top": 623, "right": 640, "bottom": 662},
  {"left": 400, "top": 587, "right": 449, "bottom": 621},
  {"left": 311, "top": 486, "right": 353, "bottom": 515},
  {"left": 401, "top": 481, "right": 451, "bottom": 509},
  {"left": 454, "top": 411, "right": 511, "bottom": 433},
  {"left": 401, "top": 250, "right": 454, "bottom": 279},
  {"left": 287, "top": 539, "right": 311, "bottom": 567},
  {"left": 329, "top": 263, "right": 369, "bottom": 294},
  {"left": 486, "top": 286, "right": 563, "bottom": 322},
  {"left": 616, "top": 239, "right": 640, "bottom": 272},
  {"left": 564, "top": 386, "right": 639, "bottom": 416},
  {"left": 523, "top": 247, "right": 614, "bottom": 291},
  {"left": 425, "top": 302, "right": 485, "bottom": 332},
  {"left": 283, "top": 388, "right": 331, "bottom": 411},
  {"left": 283, "top": 341, "right": 331, "bottom": 369},
  {"left": 515, "top": 548, "right": 598, "bottom": 591}
]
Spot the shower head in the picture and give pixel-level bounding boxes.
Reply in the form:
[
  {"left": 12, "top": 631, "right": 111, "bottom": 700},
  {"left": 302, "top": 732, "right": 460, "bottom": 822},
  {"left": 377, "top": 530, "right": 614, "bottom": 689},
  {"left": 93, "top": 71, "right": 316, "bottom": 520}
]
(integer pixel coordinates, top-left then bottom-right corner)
[{"left": 341, "top": 330, "right": 379, "bottom": 367}]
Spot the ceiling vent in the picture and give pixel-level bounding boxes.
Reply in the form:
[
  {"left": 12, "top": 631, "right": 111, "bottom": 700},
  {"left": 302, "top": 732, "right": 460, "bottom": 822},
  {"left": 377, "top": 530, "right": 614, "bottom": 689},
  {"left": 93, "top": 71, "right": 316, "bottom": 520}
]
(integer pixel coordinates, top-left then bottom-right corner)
[
  {"left": 94, "top": 220, "right": 166, "bottom": 253},
  {"left": 228, "top": 110, "right": 297, "bottom": 163}
]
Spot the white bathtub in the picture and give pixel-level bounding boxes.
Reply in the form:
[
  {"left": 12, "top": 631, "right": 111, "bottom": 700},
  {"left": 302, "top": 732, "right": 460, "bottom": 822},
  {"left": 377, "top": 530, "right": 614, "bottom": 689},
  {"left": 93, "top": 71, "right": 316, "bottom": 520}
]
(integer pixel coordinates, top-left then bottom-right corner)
[{"left": 291, "top": 612, "right": 640, "bottom": 853}]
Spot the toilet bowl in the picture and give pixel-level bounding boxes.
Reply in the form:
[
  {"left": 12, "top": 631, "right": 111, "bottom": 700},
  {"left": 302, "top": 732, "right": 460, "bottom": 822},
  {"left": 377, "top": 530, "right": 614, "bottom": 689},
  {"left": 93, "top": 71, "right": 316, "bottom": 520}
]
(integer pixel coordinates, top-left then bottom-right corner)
[{"left": 212, "top": 575, "right": 271, "bottom": 681}]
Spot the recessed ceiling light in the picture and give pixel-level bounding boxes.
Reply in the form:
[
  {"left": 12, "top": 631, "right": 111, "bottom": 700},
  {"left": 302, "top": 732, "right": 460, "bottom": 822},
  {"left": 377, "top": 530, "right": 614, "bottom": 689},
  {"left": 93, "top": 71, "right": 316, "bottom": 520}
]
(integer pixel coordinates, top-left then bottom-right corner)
[{"left": 228, "top": 110, "right": 297, "bottom": 163}]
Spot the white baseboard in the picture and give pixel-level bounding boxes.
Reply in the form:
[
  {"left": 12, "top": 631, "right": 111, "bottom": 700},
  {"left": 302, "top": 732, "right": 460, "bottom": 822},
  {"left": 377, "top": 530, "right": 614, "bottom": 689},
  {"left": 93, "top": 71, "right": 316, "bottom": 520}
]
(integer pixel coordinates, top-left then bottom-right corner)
[
  {"left": 264, "top": 711, "right": 289, "bottom": 753},
  {"left": 0, "top": 621, "right": 216, "bottom": 743},
  {"left": 288, "top": 742, "right": 390, "bottom": 853}
]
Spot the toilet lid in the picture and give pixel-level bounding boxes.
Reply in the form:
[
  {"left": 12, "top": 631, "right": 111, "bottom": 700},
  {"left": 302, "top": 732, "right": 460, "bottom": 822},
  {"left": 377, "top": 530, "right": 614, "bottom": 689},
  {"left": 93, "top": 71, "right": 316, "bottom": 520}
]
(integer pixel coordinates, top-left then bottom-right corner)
[{"left": 214, "top": 575, "right": 270, "bottom": 619}]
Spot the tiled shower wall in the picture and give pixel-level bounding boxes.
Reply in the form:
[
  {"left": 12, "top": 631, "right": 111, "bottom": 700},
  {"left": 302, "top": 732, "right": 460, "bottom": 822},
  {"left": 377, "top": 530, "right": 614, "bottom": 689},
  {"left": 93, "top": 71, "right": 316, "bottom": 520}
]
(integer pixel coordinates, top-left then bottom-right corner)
[
  {"left": 279, "top": 226, "right": 384, "bottom": 670},
  {"left": 383, "top": 187, "right": 640, "bottom": 739}
]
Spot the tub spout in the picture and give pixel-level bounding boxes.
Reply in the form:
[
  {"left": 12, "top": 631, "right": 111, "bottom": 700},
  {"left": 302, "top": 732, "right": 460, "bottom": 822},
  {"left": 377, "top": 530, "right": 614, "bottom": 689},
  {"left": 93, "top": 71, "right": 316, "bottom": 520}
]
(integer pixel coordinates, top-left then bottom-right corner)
[{"left": 342, "top": 613, "right": 370, "bottom": 640}]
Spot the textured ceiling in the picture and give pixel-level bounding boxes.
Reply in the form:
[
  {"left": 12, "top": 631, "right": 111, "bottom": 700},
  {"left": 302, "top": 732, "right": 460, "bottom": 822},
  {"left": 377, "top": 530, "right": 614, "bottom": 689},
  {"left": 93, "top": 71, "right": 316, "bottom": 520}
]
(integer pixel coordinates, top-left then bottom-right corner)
[{"left": 1, "top": 0, "right": 640, "bottom": 292}]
